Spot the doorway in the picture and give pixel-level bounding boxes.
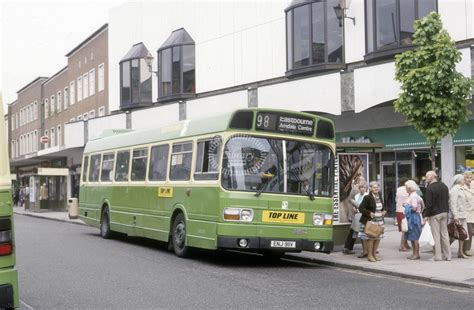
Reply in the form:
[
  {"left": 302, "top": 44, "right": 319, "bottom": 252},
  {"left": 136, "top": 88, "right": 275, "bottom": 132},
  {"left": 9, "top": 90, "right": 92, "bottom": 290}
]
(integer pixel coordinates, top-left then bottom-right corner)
[{"left": 381, "top": 160, "right": 413, "bottom": 217}]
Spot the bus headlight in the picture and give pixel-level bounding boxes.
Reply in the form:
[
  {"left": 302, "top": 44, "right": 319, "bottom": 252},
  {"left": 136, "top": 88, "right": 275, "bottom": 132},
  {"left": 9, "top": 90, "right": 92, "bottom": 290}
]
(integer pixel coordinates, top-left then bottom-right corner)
[
  {"left": 313, "top": 213, "right": 332, "bottom": 226},
  {"left": 224, "top": 208, "right": 253, "bottom": 222}
]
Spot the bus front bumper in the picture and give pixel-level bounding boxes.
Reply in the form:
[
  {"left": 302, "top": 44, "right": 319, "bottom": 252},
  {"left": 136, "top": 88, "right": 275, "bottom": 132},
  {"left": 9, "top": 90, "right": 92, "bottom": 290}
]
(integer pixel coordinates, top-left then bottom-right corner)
[{"left": 217, "top": 236, "right": 333, "bottom": 253}]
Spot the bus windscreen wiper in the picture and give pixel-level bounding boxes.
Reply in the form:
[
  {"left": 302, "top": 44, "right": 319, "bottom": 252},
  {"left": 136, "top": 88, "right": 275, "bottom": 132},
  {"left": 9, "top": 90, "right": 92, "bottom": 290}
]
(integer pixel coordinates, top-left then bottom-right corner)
[
  {"left": 255, "top": 172, "right": 277, "bottom": 197},
  {"left": 289, "top": 169, "right": 315, "bottom": 200}
]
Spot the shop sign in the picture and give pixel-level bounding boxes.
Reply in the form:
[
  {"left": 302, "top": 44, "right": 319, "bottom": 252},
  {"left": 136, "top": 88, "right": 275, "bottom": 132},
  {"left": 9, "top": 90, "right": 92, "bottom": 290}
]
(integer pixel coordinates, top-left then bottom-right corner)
[{"left": 340, "top": 136, "right": 372, "bottom": 143}]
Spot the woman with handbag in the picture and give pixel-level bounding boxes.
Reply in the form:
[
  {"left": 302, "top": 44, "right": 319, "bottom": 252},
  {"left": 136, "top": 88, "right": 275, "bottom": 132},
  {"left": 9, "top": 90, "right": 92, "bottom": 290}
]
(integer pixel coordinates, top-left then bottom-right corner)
[
  {"left": 449, "top": 174, "right": 470, "bottom": 258},
  {"left": 358, "top": 181, "right": 387, "bottom": 262},
  {"left": 403, "top": 180, "right": 424, "bottom": 260}
]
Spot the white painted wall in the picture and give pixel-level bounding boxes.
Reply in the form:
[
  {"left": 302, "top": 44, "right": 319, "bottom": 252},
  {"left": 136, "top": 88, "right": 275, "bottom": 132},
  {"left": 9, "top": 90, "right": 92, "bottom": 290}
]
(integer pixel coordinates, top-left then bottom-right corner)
[
  {"left": 344, "top": 0, "right": 366, "bottom": 63},
  {"left": 64, "top": 121, "right": 84, "bottom": 148},
  {"left": 186, "top": 91, "right": 248, "bottom": 120},
  {"left": 131, "top": 103, "right": 179, "bottom": 130},
  {"left": 354, "top": 47, "right": 472, "bottom": 112},
  {"left": 88, "top": 113, "right": 127, "bottom": 141},
  {"left": 259, "top": 73, "right": 342, "bottom": 115},
  {"left": 439, "top": 0, "right": 473, "bottom": 41},
  {"left": 108, "top": 0, "right": 289, "bottom": 112}
]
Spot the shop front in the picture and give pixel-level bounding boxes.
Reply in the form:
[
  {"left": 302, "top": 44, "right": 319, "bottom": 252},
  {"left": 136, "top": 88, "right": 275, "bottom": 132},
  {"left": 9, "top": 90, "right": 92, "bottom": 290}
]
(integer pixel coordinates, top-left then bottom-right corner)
[{"left": 27, "top": 168, "right": 68, "bottom": 212}]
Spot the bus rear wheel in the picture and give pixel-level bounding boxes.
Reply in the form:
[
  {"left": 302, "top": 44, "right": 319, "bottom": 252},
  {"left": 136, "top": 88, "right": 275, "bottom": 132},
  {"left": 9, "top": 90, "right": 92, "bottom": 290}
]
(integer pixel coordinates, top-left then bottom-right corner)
[
  {"left": 172, "top": 213, "right": 189, "bottom": 258},
  {"left": 100, "top": 210, "right": 112, "bottom": 239}
]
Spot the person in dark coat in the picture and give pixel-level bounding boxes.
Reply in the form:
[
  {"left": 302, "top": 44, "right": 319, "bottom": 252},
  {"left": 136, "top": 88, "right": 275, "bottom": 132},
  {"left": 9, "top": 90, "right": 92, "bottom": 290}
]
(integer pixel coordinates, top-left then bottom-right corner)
[{"left": 358, "top": 181, "right": 387, "bottom": 262}]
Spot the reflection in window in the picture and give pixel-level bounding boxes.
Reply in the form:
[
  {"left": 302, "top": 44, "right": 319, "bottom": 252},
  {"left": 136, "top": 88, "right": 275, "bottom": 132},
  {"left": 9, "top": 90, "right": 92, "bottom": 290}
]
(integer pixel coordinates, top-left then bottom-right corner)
[
  {"left": 149, "top": 145, "right": 169, "bottom": 181},
  {"left": 89, "top": 155, "right": 101, "bottom": 182},
  {"left": 285, "top": 0, "right": 343, "bottom": 76},
  {"left": 82, "top": 156, "right": 89, "bottom": 183},
  {"left": 170, "top": 142, "right": 193, "bottom": 181},
  {"left": 195, "top": 138, "right": 221, "bottom": 180},
  {"left": 101, "top": 153, "right": 115, "bottom": 182},
  {"left": 158, "top": 28, "right": 195, "bottom": 102},
  {"left": 115, "top": 151, "right": 130, "bottom": 181},
  {"left": 131, "top": 148, "right": 148, "bottom": 181},
  {"left": 366, "top": 0, "right": 437, "bottom": 54}
]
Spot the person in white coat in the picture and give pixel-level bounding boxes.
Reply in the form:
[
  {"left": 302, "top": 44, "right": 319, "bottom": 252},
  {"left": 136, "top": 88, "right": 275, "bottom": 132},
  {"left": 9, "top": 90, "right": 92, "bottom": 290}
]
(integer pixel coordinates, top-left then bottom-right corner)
[
  {"left": 449, "top": 174, "right": 470, "bottom": 259},
  {"left": 462, "top": 171, "right": 473, "bottom": 256}
]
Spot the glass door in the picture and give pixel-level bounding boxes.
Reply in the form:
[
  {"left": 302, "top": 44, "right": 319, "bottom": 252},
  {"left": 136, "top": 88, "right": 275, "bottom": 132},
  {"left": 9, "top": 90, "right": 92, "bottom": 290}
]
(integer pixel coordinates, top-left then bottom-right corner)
[{"left": 381, "top": 160, "right": 413, "bottom": 217}]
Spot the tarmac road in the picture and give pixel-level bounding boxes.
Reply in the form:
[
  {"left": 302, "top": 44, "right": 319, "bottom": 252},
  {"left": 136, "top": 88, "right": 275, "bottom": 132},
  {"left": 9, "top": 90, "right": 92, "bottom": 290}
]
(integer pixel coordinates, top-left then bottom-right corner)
[{"left": 14, "top": 214, "right": 474, "bottom": 309}]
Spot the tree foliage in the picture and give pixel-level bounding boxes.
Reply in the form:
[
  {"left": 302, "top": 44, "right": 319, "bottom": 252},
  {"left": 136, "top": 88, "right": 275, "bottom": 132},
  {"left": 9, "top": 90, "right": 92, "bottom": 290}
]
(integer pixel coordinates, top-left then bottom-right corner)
[{"left": 394, "top": 12, "right": 472, "bottom": 168}]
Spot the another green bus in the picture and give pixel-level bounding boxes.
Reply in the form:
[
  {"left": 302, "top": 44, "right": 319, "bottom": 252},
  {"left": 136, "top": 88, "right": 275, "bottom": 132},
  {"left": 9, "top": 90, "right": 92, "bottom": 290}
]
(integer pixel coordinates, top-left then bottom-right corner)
[
  {"left": 0, "top": 96, "right": 19, "bottom": 309},
  {"left": 79, "top": 109, "right": 335, "bottom": 257}
]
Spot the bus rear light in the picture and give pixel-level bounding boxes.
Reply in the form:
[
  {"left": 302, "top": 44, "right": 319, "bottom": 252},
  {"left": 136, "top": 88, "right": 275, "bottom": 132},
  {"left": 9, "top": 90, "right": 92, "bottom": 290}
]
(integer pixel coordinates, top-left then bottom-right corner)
[{"left": 0, "top": 243, "right": 12, "bottom": 256}]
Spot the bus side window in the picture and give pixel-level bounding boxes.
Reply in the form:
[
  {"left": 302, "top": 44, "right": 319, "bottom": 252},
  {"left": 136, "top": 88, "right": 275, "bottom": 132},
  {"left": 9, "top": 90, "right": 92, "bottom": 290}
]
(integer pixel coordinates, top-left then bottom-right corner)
[
  {"left": 88, "top": 154, "right": 101, "bottom": 182},
  {"left": 194, "top": 137, "right": 221, "bottom": 180},
  {"left": 131, "top": 148, "right": 148, "bottom": 181},
  {"left": 149, "top": 145, "right": 169, "bottom": 181},
  {"left": 82, "top": 156, "right": 89, "bottom": 183},
  {"left": 101, "top": 153, "right": 115, "bottom": 182},
  {"left": 115, "top": 150, "right": 130, "bottom": 182},
  {"left": 170, "top": 142, "right": 192, "bottom": 181}
]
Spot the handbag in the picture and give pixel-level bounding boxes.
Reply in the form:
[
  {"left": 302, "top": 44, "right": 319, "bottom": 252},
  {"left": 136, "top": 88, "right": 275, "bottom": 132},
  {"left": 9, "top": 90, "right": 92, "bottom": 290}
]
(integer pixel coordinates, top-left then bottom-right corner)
[
  {"left": 351, "top": 213, "right": 362, "bottom": 232},
  {"left": 448, "top": 219, "right": 468, "bottom": 240},
  {"left": 401, "top": 217, "right": 409, "bottom": 232},
  {"left": 364, "top": 221, "right": 384, "bottom": 238}
]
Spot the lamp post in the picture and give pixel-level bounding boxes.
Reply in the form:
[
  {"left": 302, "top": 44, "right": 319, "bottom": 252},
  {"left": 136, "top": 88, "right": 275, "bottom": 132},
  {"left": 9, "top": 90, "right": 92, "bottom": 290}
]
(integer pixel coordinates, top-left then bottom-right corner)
[{"left": 334, "top": 0, "right": 355, "bottom": 26}]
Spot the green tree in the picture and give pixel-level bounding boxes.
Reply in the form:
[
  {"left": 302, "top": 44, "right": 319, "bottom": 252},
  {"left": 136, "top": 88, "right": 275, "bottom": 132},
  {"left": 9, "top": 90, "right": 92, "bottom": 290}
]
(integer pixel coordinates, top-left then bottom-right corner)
[{"left": 394, "top": 12, "right": 472, "bottom": 170}]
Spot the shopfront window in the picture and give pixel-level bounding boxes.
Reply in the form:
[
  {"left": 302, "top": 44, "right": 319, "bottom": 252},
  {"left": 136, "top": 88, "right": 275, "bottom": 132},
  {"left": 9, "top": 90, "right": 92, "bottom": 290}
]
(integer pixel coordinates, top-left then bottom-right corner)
[{"left": 455, "top": 146, "right": 474, "bottom": 174}]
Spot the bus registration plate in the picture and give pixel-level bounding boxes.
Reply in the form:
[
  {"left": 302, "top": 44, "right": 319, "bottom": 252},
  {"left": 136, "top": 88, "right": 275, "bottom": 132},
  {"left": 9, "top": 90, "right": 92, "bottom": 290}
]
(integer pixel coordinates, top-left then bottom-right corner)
[{"left": 270, "top": 241, "right": 296, "bottom": 248}]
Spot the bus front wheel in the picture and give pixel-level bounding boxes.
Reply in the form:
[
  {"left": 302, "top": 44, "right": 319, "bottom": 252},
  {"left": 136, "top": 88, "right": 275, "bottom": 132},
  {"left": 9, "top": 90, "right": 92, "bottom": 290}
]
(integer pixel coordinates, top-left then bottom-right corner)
[
  {"left": 100, "top": 210, "right": 112, "bottom": 239},
  {"left": 172, "top": 213, "right": 189, "bottom": 258}
]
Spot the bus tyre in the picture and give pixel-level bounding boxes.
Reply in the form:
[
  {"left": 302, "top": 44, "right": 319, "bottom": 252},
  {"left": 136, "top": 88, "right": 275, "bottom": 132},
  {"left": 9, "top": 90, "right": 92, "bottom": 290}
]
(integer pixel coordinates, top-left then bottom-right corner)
[
  {"left": 100, "top": 210, "right": 112, "bottom": 239},
  {"left": 172, "top": 213, "right": 189, "bottom": 258}
]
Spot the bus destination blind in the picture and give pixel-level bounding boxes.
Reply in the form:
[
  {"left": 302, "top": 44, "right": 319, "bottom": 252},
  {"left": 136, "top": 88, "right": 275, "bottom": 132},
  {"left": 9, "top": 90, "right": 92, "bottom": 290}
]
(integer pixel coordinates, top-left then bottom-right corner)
[{"left": 255, "top": 112, "right": 314, "bottom": 136}]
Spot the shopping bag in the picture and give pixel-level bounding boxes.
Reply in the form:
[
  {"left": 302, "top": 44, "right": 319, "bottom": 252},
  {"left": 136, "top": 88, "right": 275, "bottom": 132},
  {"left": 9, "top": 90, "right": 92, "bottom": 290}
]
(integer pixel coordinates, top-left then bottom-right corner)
[
  {"left": 351, "top": 213, "right": 361, "bottom": 232},
  {"left": 401, "top": 218, "right": 408, "bottom": 232},
  {"left": 419, "top": 223, "right": 435, "bottom": 247}
]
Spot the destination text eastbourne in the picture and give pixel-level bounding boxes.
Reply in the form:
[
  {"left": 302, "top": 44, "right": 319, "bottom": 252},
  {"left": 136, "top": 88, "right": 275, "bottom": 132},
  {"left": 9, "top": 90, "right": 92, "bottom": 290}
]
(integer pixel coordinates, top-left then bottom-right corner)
[{"left": 278, "top": 116, "right": 314, "bottom": 135}]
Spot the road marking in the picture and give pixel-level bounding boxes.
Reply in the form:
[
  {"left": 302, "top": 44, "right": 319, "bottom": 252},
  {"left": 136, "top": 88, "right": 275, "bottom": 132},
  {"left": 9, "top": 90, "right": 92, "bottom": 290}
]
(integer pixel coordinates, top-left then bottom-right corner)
[{"left": 20, "top": 299, "right": 35, "bottom": 310}]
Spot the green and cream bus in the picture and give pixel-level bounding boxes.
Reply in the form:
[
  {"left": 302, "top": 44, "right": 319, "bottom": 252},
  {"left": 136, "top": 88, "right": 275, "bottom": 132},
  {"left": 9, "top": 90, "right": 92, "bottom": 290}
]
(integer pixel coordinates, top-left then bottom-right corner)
[
  {"left": 79, "top": 109, "right": 335, "bottom": 257},
  {"left": 0, "top": 95, "right": 19, "bottom": 308}
]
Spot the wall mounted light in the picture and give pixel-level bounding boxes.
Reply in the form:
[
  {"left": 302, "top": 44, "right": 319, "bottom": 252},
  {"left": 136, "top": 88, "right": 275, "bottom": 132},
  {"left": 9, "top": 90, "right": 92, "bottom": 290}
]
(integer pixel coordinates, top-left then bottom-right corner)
[
  {"left": 334, "top": 0, "right": 356, "bottom": 26},
  {"left": 144, "top": 53, "right": 158, "bottom": 75}
]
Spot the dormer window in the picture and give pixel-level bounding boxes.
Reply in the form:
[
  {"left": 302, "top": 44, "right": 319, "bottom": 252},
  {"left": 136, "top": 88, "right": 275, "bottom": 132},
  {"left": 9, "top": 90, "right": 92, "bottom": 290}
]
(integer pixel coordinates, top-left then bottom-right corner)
[
  {"left": 119, "top": 42, "right": 153, "bottom": 110},
  {"left": 285, "top": 0, "right": 344, "bottom": 77},
  {"left": 157, "top": 28, "right": 195, "bottom": 103}
]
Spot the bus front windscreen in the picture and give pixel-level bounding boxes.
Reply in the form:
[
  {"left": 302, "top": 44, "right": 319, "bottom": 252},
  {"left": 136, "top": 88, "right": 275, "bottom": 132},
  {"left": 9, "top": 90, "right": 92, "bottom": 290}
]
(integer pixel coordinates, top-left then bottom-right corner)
[{"left": 221, "top": 136, "right": 333, "bottom": 197}]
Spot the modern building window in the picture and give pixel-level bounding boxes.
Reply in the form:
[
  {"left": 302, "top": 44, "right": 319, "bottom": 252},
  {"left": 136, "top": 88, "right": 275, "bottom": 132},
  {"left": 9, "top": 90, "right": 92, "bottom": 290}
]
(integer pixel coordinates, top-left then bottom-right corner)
[
  {"left": 285, "top": 0, "right": 344, "bottom": 77},
  {"left": 157, "top": 28, "right": 196, "bottom": 103},
  {"left": 365, "top": 0, "right": 437, "bottom": 60},
  {"left": 98, "top": 63, "right": 105, "bottom": 92},
  {"left": 77, "top": 76, "right": 83, "bottom": 101},
  {"left": 70, "top": 81, "right": 75, "bottom": 105},
  {"left": 57, "top": 91, "right": 62, "bottom": 113},
  {"left": 64, "top": 87, "right": 69, "bottom": 110},
  {"left": 83, "top": 73, "right": 89, "bottom": 99},
  {"left": 119, "top": 42, "right": 153, "bottom": 109},
  {"left": 89, "top": 69, "right": 95, "bottom": 96}
]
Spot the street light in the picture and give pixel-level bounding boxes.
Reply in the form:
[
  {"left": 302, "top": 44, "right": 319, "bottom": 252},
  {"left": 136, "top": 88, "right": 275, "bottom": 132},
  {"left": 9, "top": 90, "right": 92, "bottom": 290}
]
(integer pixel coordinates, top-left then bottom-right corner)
[{"left": 334, "top": 0, "right": 355, "bottom": 26}]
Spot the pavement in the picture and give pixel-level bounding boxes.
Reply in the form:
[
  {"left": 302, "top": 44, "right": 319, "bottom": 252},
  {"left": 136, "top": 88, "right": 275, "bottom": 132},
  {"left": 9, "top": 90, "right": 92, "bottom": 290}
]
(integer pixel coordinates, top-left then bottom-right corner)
[{"left": 13, "top": 206, "right": 474, "bottom": 289}]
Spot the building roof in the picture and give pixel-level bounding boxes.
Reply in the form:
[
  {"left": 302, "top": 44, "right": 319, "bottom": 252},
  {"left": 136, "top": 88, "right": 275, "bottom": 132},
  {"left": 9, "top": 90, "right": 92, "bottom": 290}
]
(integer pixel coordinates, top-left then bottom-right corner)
[
  {"left": 42, "top": 66, "right": 68, "bottom": 86},
  {"left": 120, "top": 42, "right": 150, "bottom": 63},
  {"left": 65, "top": 23, "right": 108, "bottom": 57},
  {"left": 16, "top": 77, "right": 49, "bottom": 94},
  {"left": 158, "top": 28, "right": 194, "bottom": 51}
]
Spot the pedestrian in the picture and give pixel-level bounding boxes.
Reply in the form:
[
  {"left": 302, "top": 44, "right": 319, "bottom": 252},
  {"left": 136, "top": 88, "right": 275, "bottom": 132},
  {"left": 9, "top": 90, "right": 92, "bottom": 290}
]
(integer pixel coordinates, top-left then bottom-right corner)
[
  {"left": 404, "top": 180, "right": 424, "bottom": 260},
  {"left": 462, "top": 171, "right": 473, "bottom": 256},
  {"left": 358, "top": 181, "right": 386, "bottom": 262},
  {"left": 396, "top": 177, "right": 410, "bottom": 251},
  {"left": 449, "top": 174, "right": 470, "bottom": 258},
  {"left": 423, "top": 170, "right": 451, "bottom": 261},
  {"left": 342, "top": 180, "right": 367, "bottom": 255}
]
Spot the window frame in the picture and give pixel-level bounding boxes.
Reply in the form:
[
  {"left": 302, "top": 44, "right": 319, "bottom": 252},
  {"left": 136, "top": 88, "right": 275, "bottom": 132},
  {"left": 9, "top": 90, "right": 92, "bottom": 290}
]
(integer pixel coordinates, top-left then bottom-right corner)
[
  {"left": 131, "top": 147, "right": 149, "bottom": 182},
  {"left": 364, "top": 0, "right": 438, "bottom": 61},
  {"left": 98, "top": 63, "right": 105, "bottom": 92},
  {"left": 148, "top": 144, "right": 170, "bottom": 182},
  {"left": 285, "top": 0, "right": 345, "bottom": 77},
  {"left": 169, "top": 141, "right": 193, "bottom": 181},
  {"left": 100, "top": 152, "right": 115, "bottom": 182},
  {"left": 114, "top": 149, "right": 131, "bottom": 182},
  {"left": 194, "top": 137, "right": 221, "bottom": 181},
  {"left": 88, "top": 154, "right": 102, "bottom": 183}
]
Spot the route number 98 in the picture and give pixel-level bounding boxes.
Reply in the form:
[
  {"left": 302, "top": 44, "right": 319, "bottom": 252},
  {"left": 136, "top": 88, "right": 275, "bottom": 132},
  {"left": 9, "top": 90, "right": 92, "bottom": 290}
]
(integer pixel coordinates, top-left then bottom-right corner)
[{"left": 256, "top": 114, "right": 270, "bottom": 128}]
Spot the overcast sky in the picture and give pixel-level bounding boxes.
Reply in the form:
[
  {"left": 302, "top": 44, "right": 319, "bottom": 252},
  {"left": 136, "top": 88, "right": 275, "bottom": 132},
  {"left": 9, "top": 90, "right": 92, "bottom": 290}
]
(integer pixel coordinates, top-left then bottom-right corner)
[{"left": 1, "top": 0, "right": 125, "bottom": 111}]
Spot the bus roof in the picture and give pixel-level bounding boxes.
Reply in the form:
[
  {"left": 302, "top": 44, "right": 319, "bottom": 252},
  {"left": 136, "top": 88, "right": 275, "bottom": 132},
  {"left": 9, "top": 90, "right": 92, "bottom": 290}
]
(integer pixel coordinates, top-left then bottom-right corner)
[{"left": 84, "top": 108, "right": 334, "bottom": 154}]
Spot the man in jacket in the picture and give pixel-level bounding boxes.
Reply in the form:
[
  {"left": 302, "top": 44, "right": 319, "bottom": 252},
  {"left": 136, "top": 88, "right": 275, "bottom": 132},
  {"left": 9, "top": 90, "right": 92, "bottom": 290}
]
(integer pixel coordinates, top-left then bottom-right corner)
[{"left": 423, "top": 171, "right": 451, "bottom": 261}]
